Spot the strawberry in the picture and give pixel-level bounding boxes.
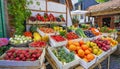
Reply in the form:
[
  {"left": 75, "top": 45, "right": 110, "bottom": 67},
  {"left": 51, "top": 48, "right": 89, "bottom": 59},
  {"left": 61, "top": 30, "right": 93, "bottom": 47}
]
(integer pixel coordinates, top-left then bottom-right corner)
[
  {"left": 15, "top": 57, "right": 20, "bottom": 61},
  {"left": 31, "top": 58, "right": 35, "bottom": 61}
]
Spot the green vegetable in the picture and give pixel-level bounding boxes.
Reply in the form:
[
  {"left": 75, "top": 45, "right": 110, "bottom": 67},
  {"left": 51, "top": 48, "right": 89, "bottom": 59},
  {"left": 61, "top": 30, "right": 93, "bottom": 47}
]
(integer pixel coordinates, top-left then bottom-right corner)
[
  {"left": 52, "top": 47, "right": 75, "bottom": 64},
  {"left": 0, "top": 46, "right": 10, "bottom": 56},
  {"left": 30, "top": 25, "right": 37, "bottom": 33},
  {"left": 75, "top": 28, "right": 87, "bottom": 38}
]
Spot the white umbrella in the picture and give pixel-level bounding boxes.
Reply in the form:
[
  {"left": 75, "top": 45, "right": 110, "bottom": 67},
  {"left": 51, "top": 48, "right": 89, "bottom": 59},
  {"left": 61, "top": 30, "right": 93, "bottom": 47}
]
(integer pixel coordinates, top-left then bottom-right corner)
[{"left": 71, "top": 10, "right": 88, "bottom": 15}]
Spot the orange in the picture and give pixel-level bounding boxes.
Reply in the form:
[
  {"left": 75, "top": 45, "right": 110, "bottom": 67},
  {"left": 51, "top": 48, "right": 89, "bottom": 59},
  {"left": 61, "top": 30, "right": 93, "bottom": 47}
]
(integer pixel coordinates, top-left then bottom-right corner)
[
  {"left": 76, "top": 46, "right": 81, "bottom": 51},
  {"left": 86, "top": 54, "right": 95, "bottom": 62},
  {"left": 69, "top": 44, "right": 77, "bottom": 51},
  {"left": 68, "top": 40, "right": 73, "bottom": 45},
  {"left": 78, "top": 49, "right": 85, "bottom": 58},
  {"left": 79, "top": 40, "right": 84, "bottom": 46},
  {"left": 88, "top": 48, "right": 92, "bottom": 52},
  {"left": 83, "top": 58, "right": 88, "bottom": 62},
  {"left": 74, "top": 42, "right": 80, "bottom": 46},
  {"left": 85, "top": 49, "right": 91, "bottom": 55},
  {"left": 81, "top": 45, "right": 89, "bottom": 51}
]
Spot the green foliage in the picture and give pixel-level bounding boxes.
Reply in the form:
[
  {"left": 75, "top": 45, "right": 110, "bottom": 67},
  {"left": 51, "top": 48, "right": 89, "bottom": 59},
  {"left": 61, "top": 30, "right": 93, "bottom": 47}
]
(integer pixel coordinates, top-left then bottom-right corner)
[
  {"left": 7, "top": 0, "right": 31, "bottom": 35},
  {"left": 72, "top": 18, "right": 79, "bottom": 24},
  {"left": 30, "top": 25, "right": 37, "bottom": 33},
  {"left": 96, "top": 0, "right": 110, "bottom": 3},
  {"left": 0, "top": 46, "right": 10, "bottom": 56}
]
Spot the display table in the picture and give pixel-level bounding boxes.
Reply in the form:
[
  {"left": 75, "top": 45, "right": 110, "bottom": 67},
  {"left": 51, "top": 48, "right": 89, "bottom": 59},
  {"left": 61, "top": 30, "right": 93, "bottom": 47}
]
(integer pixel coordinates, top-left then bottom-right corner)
[
  {"left": 45, "top": 47, "right": 117, "bottom": 69},
  {"left": 0, "top": 64, "right": 46, "bottom": 69}
]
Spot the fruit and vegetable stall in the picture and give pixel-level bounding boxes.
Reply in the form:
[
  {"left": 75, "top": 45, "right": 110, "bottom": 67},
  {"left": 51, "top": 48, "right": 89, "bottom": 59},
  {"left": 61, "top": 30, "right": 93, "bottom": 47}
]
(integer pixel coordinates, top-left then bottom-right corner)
[
  {"left": 0, "top": 26, "right": 118, "bottom": 69},
  {"left": 0, "top": 0, "right": 119, "bottom": 69}
]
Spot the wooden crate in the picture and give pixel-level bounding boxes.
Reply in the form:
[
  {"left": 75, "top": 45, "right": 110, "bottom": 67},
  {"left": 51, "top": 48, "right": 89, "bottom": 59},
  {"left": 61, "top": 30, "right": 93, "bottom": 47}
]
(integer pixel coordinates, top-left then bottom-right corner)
[
  {"left": 45, "top": 47, "right": 117, "bottom": 69},
  {"left": 45, "top": 48, "right": 83, "bottom": 69}
]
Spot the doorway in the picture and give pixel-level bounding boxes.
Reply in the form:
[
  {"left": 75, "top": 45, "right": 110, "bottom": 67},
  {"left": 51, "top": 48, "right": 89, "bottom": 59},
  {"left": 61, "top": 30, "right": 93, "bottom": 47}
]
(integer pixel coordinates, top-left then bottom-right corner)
[{"left": 102, "top": 17, "right": 111, "bottom": 27}]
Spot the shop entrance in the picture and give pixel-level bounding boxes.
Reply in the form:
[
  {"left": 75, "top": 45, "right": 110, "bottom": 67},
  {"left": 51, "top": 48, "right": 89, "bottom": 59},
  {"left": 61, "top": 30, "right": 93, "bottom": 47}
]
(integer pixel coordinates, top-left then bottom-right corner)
[{"left": 102, "top": 17, "right": 111, "bottom": 27}]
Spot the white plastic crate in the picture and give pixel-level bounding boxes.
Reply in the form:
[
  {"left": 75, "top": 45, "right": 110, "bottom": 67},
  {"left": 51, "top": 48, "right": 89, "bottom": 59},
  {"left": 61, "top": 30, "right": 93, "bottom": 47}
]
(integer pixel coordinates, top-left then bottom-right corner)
[
  {"left": 78, "top": 55, "right": 97, "bottom": 69},
  {"left": 0, "top": 48, "right": 45, "bottom": 67},
  {"left": 49, "top": 36, "right": 67, "bottom": 47},
  {"left": 47, "top": 47, "right": 80, "bottom": 69},
  {"left": 37, "top": 28, "right": 55, "bottom": 37},
  {"left": 97, "top": 51, "right": 107, "bottom": 60},
  {"left": 112, "top": 46, "right": 117, "bottom": 51}
]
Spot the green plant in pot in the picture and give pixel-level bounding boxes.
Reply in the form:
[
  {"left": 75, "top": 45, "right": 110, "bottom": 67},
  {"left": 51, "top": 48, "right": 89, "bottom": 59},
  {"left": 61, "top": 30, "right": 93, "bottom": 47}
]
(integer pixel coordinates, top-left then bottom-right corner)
[
  {"left": 72, "top": 18, "right": 79, "bottom": 28},
  {"left": 7, "top": 0, "right": 32, "bottom": 35}
]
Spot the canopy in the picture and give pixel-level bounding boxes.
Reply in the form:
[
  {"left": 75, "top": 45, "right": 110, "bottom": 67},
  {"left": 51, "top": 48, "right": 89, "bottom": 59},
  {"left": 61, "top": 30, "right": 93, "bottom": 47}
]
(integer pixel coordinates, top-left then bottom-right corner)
[{"left": 71, "top": 10, "right": 88, "bottom": 15}]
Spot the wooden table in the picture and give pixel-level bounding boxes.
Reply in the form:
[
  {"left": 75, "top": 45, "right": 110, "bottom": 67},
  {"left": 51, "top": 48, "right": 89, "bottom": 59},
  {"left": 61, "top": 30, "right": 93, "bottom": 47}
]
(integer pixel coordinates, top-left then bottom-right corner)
[
  {"left": 45, "top": 48, "right": 117, "bottom": 69},
  {"left": 0, "top": 64, "right": 46, "bottom": 69}
]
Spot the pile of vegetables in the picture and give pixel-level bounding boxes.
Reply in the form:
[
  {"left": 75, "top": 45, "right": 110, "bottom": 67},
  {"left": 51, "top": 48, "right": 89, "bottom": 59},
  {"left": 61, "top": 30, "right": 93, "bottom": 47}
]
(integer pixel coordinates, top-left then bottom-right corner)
[
  {"left": 100, "top": 26, "right": 117, "bottom": 33},
  {"left": 52, "top": 47, "right": 75, "bottom": 64},
  {"left": 81, "top": 24, "right": 89, "bottom": 30},
  {"left": 0, "top": 45, "right": 10, "bottom": 56},
  {"left": 75, "top": 28, "right": 87, "bottom": 38},
  {"left": 9, "top": 35, "right": 32, "bottom": 45},
  {"left": 23, "top": 31, "right": 32, "bottom": 37}
]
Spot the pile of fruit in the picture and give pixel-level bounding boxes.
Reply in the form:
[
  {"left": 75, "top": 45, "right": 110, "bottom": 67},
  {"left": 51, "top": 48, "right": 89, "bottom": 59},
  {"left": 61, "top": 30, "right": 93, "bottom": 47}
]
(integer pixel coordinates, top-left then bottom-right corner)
[
  {"left": 86, "top": 41, "right": 103, "bottom": 55},
  {"left": 68, "top": 26, "right": 78, "bottom": 31},
  {"left": 9, "top": 35, "right": 32, "bottom": 45},
  {"left": 67, "top": 40, "right": 95, "bottom": 62},
  {"left": 89, "top": 28, "right": 101, "bottom": 36},
  {"left": 4, "top": 48, "right": 42, "bottom": 61},
  {"left": 39, "top": 28, "right": 54, "bottom": 33},
  {"left": 103, "top": 37, "right": 118, "bottom": 47},
  {"left": 52, "top": 47, "right": 75, "bottom": 63},
  {"left": 29, "top": 13, "right": 65, "bottom": 22},
  {"left": 53, "top": 26, "right": 63, "bottom": 32},
  {"left": 84, "top": 30, "right": 95, "bottom": 38},
  {"left": 91, "top": 38, "right": 111, "bottom": 51},
  {"left": 66, "top": 32, "right": 79, "bottom": 40},
  {"left": 29, "top": 41, "right": 46, "bottom": 47},
  {"left": 51, "top": 35, "right": 66, "bottom": 42},
  {"left": 33, "top": 32, "right": 49, "bottom": 42}
]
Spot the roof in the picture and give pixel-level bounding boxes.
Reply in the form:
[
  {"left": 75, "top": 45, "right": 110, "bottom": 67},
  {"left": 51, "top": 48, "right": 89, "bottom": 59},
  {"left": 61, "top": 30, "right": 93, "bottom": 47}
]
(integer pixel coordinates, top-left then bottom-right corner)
[{"left": 87, "top": 0, "right": 120, "bottom": 16}]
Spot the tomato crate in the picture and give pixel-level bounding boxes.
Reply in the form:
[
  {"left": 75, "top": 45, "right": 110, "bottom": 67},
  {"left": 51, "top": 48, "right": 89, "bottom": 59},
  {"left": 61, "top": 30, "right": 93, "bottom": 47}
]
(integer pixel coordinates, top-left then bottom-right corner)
[
  {"left": 49, "top": 35, "right": 67, "bottom": 47},
  {"left": 0, "top": 47, "right": 45, "bottom": 67}
]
